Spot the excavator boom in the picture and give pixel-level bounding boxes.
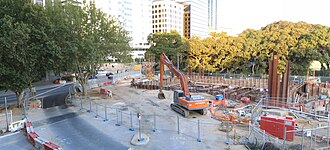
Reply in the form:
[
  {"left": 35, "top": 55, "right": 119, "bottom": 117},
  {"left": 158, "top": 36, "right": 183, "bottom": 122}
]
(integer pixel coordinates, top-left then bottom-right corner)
[{"left": 158, "top": 53, "right": 189, "bottom": 98}]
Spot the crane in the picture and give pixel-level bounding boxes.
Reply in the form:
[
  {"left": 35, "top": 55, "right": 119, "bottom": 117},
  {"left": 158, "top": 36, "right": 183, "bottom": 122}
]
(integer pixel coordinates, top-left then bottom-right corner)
[{"left": 158, "top": 53, "right": 209, "bottom": 117}]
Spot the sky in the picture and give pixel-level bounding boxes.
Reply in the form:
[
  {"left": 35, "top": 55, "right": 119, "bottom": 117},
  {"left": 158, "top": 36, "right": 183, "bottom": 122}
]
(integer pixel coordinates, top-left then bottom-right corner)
[{"left": 217, "top": 0, "right": 330, "bottom": 35}]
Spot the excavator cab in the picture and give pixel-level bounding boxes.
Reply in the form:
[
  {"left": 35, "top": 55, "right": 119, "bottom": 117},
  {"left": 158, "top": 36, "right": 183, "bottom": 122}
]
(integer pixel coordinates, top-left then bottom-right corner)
[{"left": 173, "top": 90, "right": 184, "bottom": 103}]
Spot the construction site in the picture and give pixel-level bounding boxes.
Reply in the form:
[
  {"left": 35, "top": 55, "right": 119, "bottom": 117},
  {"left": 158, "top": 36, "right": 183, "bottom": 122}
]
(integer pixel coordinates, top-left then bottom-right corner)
[
  {"left": 55, "top": 53, "right": 330, "bottom": 150},
  {"left": 103, "top": 53, "right": 327, "bottom": 149}
]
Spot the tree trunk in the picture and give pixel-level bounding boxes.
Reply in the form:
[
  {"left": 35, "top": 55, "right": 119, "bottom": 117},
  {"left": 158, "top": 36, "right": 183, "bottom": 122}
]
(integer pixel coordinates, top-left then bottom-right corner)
[
  {"left": 45, "top": 71, "right": 49, "bottom": 82},
  {"left": 81, "top": 84, "right": 86, "bottom": 96},
  {"left": 15, "top": 90, "right": 24, "bottom": 108}
]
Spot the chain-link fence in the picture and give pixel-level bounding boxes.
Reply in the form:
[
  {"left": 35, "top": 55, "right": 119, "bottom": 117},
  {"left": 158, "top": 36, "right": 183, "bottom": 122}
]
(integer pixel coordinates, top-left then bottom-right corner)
[
  {"left": 68, "top": 96, "right": 250, "bottom": 147},
  {"left": 248, "top": 97, "right": 330, "bottom": 150}
]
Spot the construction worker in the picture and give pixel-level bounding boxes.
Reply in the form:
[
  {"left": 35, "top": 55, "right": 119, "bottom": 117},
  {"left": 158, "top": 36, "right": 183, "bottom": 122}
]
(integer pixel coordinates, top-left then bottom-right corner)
[{"left": 107, "top": 90, "right": 112, "bottom": 97}]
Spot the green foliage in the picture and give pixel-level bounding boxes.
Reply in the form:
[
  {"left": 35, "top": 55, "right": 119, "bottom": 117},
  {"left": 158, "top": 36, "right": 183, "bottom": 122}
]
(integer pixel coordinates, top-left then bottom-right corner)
[
  {"left": 0, "top": 0, "right": 55, "bottom": 106},
  {"left": 188, "top": 21, "right": 330, "bottom": 75},
  {"left": 0, "top": 0, "right": 132, "bottom": 103},
  {"left": 147, "top": 31, "right": 188, "bottom": 65}
]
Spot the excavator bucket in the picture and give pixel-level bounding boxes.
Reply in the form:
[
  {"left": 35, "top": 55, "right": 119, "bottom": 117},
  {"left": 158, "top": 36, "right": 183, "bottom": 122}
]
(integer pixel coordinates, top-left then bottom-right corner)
[{"left": 158, "top": 91, "right": 165, "bottom": 99}]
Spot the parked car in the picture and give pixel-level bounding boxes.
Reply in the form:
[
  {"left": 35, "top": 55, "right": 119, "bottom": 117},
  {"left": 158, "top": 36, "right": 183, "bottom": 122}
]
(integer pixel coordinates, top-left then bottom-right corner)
[
  {"left": 106, "top": 72, "right": 114, "bottom": 76},
  {"left": 89, "top": 75, "right": 98, "bottom": 79}
]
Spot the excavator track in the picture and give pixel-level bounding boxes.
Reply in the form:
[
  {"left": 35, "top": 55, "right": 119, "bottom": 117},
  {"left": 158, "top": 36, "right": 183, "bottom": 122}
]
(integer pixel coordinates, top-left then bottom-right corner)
[
  {"left": 198, "top": 108, "right": 208, "bottom": 115},
  {"left": 171, "top": 104, "right": 189, "bottom": 118}
]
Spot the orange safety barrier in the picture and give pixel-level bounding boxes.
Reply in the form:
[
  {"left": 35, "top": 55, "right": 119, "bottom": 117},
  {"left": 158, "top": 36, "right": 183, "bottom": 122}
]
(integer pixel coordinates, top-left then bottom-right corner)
[
  {"left": 28, "top": 132, "right": 39, "bottom": 146},
  {"left": 44, "top": 141, "right": 61, "bottom": 150}
]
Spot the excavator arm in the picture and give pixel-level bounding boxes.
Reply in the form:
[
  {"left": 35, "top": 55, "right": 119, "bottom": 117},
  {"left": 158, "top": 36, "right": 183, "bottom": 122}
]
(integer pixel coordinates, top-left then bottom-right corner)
[{"left": 158, "top": 53, "right": 189, "bottom": 99}]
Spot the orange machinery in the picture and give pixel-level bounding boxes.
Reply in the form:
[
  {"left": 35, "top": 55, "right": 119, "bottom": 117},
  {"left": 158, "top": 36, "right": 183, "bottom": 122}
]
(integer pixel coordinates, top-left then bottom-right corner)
[{"left": 158, "top": 53, "right": 209, "bottom": 117}]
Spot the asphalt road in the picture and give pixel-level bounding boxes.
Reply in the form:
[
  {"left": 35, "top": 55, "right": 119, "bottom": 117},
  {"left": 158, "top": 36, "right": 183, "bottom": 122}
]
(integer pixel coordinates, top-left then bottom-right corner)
[
  {"left": 0, "top": 132, "right": 35, "bottom": 150},
  {"left": 0, "top": 111, "right": 128, "bottom": 150},
  {"left": 32, "top": 110, "right": 129, "bottom": 150},
  {"left": 0, "top": 83, "right": 73, "bottom": 104}
]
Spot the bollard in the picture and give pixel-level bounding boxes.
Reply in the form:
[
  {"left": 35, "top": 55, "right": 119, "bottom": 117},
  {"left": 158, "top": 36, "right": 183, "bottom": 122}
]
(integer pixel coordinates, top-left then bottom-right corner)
[
  {"left": 95, "top": 104, "right": 98, "bottom": 118},
  {"left": 197, "top": 120, "right": 201, "bottom": 142},
  {"left": 153, "top": 113, "right": 156, "bottom": 132},
  {"left": 177, "top": 116, "right": 180, "bottom": 134},
  {"left": 129, "top": 112, "right": 134, "bottom": 131},
  {"left": 115, "top": 109, "right": 120, "bottom": 126},
  {"left": 104, "top": 104, "right": 108, "bottom": 121},
  {"left": 301, "top": 127, "right": 305, "bottom": 150}
]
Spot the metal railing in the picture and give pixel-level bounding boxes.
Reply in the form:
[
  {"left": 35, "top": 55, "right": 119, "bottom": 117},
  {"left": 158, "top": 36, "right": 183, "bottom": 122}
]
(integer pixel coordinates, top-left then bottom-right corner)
[
  {"left": 69, "top": 96, "right": 249, "bottom": 147},
  {"left": 249, "top": 97, "right": 330, "bottom": 150}
]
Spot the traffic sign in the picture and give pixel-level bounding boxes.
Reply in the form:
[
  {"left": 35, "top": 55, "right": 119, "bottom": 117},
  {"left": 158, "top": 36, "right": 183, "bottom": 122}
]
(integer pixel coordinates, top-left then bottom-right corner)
[{"left": 137, "top": 113, "right": 141, "bottom": 120}]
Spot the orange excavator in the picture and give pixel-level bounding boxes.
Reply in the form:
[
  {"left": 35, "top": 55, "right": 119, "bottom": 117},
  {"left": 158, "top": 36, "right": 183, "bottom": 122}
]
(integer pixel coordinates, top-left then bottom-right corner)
[{"left": 158, "top": 53, "right": 209, "bottom": 117}]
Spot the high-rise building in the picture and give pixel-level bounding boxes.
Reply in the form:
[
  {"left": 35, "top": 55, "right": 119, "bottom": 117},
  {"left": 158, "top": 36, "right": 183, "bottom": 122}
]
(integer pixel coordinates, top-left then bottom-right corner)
[
  {"left": 208, "top": 0, "right": 217, "bottom": 30},
  {"left": 131, "top": 0, "right": 152, "bottom": 60},
  {"left": 91, "top": 0, "right": 153, "bottom": 61},
  {"left": 182, "top": 2, "right": 190, "bottom": 39},
  {"left": 152, "top": 0, "right": 184, "bottom": 36},
  {"left": 180, "top": 0, "right": 208, "bottom": 39},
  {"left": 96, "top": 0, "right": 133, "bottom": 36}
]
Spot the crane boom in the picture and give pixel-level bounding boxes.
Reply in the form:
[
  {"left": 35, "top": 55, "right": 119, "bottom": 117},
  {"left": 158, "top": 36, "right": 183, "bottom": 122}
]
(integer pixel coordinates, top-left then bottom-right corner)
[{"left": 158, "top": 53, "right": 189, "bottom": 99}]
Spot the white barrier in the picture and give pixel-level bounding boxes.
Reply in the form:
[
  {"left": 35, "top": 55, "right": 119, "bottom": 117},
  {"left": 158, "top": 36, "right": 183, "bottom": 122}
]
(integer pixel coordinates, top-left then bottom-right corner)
[{"left": 23, "top": 118, "right": 63, "bottom": 150}]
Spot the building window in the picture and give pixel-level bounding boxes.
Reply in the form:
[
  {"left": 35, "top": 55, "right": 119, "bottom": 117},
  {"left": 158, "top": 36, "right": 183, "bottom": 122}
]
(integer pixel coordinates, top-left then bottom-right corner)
[
  {"left": 155, "top": 10, "right": 157, "bottom": 13},
  {"left": 158, "top": 4, "right": 161, "bottom": 8}
]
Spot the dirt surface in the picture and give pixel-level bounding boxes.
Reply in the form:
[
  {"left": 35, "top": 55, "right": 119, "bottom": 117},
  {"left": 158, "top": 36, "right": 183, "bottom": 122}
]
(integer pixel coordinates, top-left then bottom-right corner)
[{"left": 85, "top": 80, "right": 249, "bottom": 149}]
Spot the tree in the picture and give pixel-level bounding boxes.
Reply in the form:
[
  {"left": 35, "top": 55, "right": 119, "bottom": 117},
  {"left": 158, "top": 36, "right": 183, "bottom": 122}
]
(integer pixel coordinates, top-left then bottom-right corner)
[
  {"left": 44, "top": 0, "right": 132, "bottom": 95},
  {"left": 0, "top": 0, "right": 55, "bottom": 107},
  {"left": 147, "top": 31, "right": 188, "bottom": 66}
]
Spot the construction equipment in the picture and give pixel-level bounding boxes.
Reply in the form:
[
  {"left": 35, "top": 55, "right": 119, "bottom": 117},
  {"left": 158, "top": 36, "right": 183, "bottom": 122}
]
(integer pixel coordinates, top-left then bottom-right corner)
[{"left": 158, "top": 53, "right": 209, "bottom": 117}]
